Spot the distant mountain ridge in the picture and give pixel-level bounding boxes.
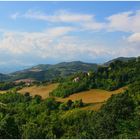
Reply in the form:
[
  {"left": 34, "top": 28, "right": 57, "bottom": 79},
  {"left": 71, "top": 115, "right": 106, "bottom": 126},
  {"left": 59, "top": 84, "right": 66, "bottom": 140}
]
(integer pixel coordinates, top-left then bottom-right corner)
[
  {"left": 12, "top": 61, "right": 97, "bottom": 73},
  {"left": 8, "top": 61, "right": 98, "bottom": 81},
  {"left": 0, "top": 57, "right": 139, "bottom": 82},
  {"left": 0, "top": 64, "right": 30, "bottom": 74}
]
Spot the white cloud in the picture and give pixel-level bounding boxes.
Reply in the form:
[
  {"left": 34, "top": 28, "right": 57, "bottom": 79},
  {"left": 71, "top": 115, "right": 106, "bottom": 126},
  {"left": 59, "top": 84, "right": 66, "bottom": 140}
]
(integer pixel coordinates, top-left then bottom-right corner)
[
  {"left": 46, "top": 26, "right": 75, "bottom": 37},
  {"left": 0, "top": 27, "right": 112, "bottom": 64},
  {"left": 0, "top": 27, "right": 139, "bottom": 66},
  {"left": 11, "top": 10, "right": 104, "bottom": 31},
  {"left": 4, "top": 9, "right": 140, "bottom": 65},
  {"left": 107, "top": 10, "right": 140, "bottom": 33},
  {"left": 10, "top": 12, "right": 19, "bottom": 20},
  {"left": 0, "top": 26, "right": 75, "bottom": 55},
  {"left": 127, "top": 33, "right": 140, "bottom": 43},
  {"left": 10, "top": 9, "right": 140, "bottom": 33},
  {"left": 22, "top": 10, "right": 93, "bottom": 23}
]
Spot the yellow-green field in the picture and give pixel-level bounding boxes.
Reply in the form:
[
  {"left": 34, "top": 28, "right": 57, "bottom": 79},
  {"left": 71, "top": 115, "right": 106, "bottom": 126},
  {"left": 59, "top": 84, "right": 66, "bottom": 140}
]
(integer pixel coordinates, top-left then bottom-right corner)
[
  {"left": 0, "top": 83, "right": 127, "bottom": 111},
  {"left": 18, "top": 83, "right": 127, "bottom": 110},
  {"left": 19, "top": 83, "right": 58, "bottom": 98},
  {"left": 56, "top": 86, "right": 127, "bottom": 103},
  {"left": 0, "top": 90, "right": 7, "bottom": 94}
]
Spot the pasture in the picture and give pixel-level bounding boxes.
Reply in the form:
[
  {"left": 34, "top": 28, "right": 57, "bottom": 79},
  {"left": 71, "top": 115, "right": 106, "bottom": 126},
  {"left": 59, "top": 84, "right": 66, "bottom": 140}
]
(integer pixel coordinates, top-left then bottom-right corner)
[{"left": 18, "top": 84, "right": 127, "bottom": 111}]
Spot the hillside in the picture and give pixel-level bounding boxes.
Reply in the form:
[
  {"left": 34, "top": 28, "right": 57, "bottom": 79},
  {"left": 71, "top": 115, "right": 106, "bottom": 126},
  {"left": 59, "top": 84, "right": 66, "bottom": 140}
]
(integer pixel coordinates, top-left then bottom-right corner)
[
  {"left": 104, "top": 57, "right": 136, "bottom": 66},
  {"left": 0, "top": 57, "right": 138, "bottom": 82},
  {"left": 0, "top": 73, "right": 10, "bottom": 82},
  {"left": 9, "top": 61, "right": 98, "bottom": 81},
  {"left": 51, "top": 57, "right": 139, "bottom": 98}
]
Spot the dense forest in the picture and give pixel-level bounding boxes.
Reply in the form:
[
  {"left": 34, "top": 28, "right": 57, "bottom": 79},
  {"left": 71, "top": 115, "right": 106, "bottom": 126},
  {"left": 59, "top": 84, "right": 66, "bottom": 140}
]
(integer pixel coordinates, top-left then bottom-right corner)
[{"left": 0, "top": 57, "right": 140, "bottom": 139}]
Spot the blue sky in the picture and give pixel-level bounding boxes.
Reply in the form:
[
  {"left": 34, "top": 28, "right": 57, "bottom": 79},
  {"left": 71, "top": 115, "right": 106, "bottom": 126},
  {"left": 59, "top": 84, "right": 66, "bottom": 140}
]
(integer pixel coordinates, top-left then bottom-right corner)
[{"left": 0, "top": 1, "right": 140, "bottom": 72}]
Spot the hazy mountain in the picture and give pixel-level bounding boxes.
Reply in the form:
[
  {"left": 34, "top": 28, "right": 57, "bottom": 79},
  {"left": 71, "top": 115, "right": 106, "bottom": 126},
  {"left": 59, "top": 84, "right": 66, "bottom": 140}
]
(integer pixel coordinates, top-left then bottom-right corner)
[
  {"left": 0, "top": 57, "right": 138, "bottom": 82},
  {"left": 0, "top": 73, "right": 10, "bottom": 82},
  {"left": 9, "top": 61, "right": 98, "bottom": 81},
  {"left": 0, "top": 64, "right": 31, "bottom": 74}
]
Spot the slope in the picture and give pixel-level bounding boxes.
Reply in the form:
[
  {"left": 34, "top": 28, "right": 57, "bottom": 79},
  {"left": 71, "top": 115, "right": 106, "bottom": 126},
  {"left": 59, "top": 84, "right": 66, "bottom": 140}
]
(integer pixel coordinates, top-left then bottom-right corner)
[{"left": 9, "top": 61, "right": 98, "bottom": 81}]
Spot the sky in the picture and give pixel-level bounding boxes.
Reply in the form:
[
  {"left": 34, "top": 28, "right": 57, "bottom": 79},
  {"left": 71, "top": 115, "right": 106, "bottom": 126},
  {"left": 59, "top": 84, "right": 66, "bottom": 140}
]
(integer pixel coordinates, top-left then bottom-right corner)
[{"left": 0, "top": 1, "right": 140, "bottom": 72}]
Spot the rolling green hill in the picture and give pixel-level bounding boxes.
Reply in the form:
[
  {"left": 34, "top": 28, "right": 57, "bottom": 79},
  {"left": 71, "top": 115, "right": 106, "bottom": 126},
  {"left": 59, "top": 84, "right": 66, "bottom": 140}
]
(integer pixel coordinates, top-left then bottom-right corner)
[
  {"left": 0, "top": 57, "right": 139, "bottom": 82},
  {"left": 9, "top": 61, "right": 98, "bottom": 81},
  {"left": 51, "top": 57, "right": 140, "bottom": 97}
]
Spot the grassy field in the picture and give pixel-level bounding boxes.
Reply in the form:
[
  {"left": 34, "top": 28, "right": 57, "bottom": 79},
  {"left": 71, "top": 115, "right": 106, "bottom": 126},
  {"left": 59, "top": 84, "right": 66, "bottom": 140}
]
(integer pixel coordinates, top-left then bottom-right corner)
[
  {"left": 18, "top": 84, "right": 127, "bottom": 111},
  {"left": 19, "top": 83, "right": 58, "bottom": 98},
  {"left": 56, "top": 86, "right": 127, "bottom": 104},
  {"left": 0, "top": 90, "right": 8, "bottom": 94}
]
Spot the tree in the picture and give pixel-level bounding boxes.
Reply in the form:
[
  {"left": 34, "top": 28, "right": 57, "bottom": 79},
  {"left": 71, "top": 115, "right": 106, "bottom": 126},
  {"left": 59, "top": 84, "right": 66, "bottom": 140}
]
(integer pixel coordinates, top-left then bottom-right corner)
[
  {"left": 0, "top": 115, "right": 20, "bottom": 139},
  {"left": 33, "top": 95, "right": 42, "bottom": 104}
]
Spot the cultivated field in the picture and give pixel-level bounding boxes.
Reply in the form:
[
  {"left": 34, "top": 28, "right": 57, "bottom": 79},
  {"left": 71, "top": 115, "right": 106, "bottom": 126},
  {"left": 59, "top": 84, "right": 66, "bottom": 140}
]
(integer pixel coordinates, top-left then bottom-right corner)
[
  {"left": 18, "top": 83, "right": 127, "bottom": 111},
  {"left": 0, "top": 91, "right": 3, "bottom": 94},
  {"left": 56, "top": 86, "right": 127, "bottom": 104},
  {"left": 19, "top": 83, "right": 58, "bottom": 98},
  {"left": 0, "top": 90, "right": 9, "bottom": 94}
]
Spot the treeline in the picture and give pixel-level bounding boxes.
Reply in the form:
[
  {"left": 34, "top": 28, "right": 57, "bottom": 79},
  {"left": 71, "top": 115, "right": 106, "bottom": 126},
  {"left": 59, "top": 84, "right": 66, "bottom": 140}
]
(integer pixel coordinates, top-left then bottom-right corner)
[
  {"left": 0, "top": 80, "right": 140, "bottom": 138},
  {"left": 51, "top": 57, "right": 140, "bottom": 97},
  {"left": 0, "top": 82, "right": 25, "bottom": 91}
]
